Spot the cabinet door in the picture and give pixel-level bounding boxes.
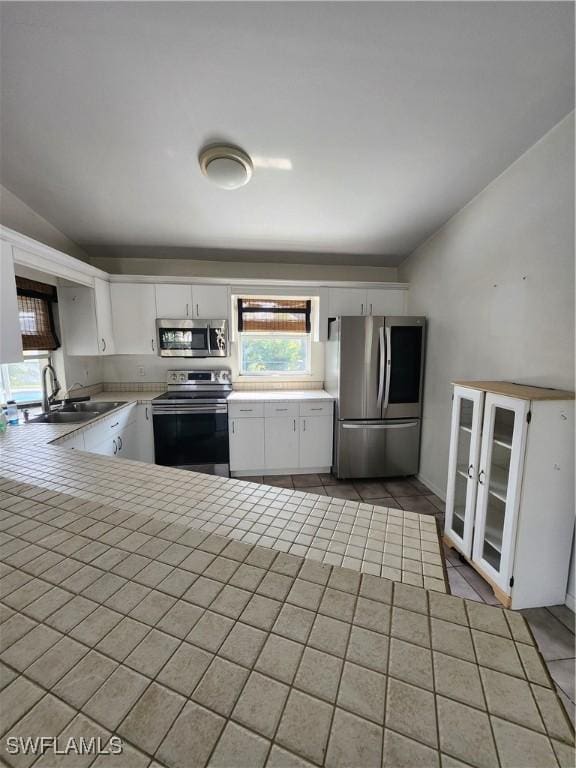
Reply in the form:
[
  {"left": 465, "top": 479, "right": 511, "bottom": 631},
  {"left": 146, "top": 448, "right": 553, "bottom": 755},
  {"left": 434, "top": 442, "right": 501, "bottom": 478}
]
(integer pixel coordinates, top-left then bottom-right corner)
[
  {"left": 91, "top": 434, "right": 119, "bottom": 457},
  {"left": 0, "top": 242, "right": 23, "bottom": 363},
  {"left": 94, "top": 279, "right": 115, "bottom": 354},
  {"left": 116, "top": 422, "right": 137, "bottom": 460},
  {"left": 328, "top": 288, "right": 366, "bottom": 317},
  {"left": 472, "top": 393, "right": 528, "bottom": 593},
  {"left": 192, "top": 285, "right": 229, "bottom": 320},
  {"left": 229, "top": 417, "right": 265, "bottom": 471},
  {"left": 58, "top": 283, "right": 99, "bottom": 356},
  {"left": 300, "top": 416, "right": 333, "bottom": 469},
  {"left": 155, "top": 285, "right": 192, "bottom": 318},
  {"left": 265, "top": 416, "right": 299, "bottom": 470},
  {"left": 445, "top": 387, "right": 483, "bottom": 556},
  {"left": 136, "top": 403, "right": 155, "bottom": 463},
  {"left": 111, "top": 284, "right": 157, "bottom": 354},
  {"left": 366, "top": 289, "right": 406, "bottom": 316}
]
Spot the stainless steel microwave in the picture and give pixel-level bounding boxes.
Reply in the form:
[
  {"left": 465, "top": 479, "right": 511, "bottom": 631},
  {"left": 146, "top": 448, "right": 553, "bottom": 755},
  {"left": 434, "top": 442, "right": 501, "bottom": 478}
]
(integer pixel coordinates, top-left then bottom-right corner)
[{"left": 156, "top": 319, "right": 228, "bottom": 357}]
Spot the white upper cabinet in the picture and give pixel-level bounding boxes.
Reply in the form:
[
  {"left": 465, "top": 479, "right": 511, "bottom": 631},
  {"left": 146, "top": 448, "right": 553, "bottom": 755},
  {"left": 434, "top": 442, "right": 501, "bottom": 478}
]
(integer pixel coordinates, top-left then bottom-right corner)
[
  {"left": 328, "top": 288, "right": 367, "bottom": 317},
  {"left": 0, "top": 241, "right": 23, "bottom": 363},
  {"left": 93, "top": 278, "right": 116, "bottom": 354},
  {"left": 155, "top": 284, "right": 192, "bottom": 318},
  {"left": 59, "top": 278, "right": 115, "bottom": 356},
  {"left": 111, "top": 283, "right": 157, "bottom": 354},
  {"left": 328, "top": 287, "right": 406, "bottom": 317},
  {"left": 193, "top": 285, "right": 229, "bottom": 320},
  {"left": 365, "top": 288, "right": 406, "bottom": 316},
  {"left": 154, "top": 284, "right": 229, "bottom": 320}
]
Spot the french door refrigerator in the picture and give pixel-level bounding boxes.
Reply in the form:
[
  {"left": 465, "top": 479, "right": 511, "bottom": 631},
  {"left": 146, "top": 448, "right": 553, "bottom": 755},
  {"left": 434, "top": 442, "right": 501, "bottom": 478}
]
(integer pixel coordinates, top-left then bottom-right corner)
[{"left": 325, "top": 316, "right": 426, "bottom": 479}]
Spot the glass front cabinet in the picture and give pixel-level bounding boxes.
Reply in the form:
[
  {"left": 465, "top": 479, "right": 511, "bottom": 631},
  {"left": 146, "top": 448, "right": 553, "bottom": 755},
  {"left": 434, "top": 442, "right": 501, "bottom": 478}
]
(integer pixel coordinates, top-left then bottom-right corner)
[{"left": 444, "top": 383, "right": 574, "bottom": 609}]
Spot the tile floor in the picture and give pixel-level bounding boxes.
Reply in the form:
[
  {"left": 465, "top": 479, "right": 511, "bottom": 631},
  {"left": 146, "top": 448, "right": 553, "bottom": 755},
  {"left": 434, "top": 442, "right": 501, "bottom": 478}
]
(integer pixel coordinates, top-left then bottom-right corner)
[{"left": 0, "top": 478, "right": 573, "bottom": 768}]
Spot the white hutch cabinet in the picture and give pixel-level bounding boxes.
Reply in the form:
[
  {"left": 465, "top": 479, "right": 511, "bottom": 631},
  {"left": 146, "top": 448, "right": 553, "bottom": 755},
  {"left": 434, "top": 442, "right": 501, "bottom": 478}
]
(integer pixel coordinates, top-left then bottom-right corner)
[{"left": 444, "top": 381, "right": 574, "bottom": 609}]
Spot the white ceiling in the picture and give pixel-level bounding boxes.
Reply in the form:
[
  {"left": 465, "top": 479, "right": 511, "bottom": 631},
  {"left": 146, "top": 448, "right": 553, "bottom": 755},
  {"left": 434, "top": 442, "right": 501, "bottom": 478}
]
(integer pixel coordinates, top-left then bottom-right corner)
[{"left": 0, "top": 2, "right": 573, "bottom": 266}]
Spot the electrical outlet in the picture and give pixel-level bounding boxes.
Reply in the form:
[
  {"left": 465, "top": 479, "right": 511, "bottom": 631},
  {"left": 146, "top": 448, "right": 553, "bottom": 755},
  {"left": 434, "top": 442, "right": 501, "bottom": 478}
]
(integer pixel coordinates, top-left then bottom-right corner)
[{"left": 137, "top": 366, "right": 146, "bottom": 377}]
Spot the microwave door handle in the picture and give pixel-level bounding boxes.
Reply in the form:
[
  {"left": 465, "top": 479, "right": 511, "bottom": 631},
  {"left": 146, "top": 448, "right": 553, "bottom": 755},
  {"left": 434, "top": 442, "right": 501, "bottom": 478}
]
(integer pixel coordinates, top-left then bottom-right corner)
[
  {"left": 376, "top": 326, "right": 385, "bottom": 409},
  {"left": 206, "top": 324, "right": 212, "bottom": 356},
  {"left": 383, "top": 326, "right": 392, "bottom": 412}
]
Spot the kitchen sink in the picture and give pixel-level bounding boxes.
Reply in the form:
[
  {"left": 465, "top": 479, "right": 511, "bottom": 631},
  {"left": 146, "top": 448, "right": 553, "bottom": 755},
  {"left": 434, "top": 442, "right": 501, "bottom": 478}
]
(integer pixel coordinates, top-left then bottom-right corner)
[
  {"left": 28, "top": 411, "right": 98, "bottom": 424},
  {"left": 59, "top": 401, "right": 127, "bottom": 414}
]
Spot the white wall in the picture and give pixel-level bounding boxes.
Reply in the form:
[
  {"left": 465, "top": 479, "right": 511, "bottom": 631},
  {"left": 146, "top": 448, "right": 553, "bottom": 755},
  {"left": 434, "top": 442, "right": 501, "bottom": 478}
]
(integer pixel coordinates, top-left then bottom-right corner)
[
  {"left": 399, "top": 112, "right": 575, "bottom": 606},
  {"left": 0, "top": 185, "right": 90, "bottom": 262}
]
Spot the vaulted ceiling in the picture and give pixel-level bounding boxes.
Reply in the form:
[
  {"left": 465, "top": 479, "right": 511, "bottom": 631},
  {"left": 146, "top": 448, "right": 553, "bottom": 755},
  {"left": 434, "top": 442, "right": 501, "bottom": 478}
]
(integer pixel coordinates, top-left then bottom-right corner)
[{"left": 0, "top": 1, "right": 573, "bottom": 266}]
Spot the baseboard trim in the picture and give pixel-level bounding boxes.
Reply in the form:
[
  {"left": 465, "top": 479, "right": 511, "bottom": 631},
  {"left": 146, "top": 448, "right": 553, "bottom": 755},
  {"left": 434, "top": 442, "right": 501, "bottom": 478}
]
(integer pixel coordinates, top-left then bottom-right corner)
[
  {"left": 565, "top": 591, "right": 575, "bottom": 612},
  {"left": 231, "top": 467, "right": 331, "bottom": 478},
  {"left": 416, "top": 473, "right": 446, "bottom": 501}
]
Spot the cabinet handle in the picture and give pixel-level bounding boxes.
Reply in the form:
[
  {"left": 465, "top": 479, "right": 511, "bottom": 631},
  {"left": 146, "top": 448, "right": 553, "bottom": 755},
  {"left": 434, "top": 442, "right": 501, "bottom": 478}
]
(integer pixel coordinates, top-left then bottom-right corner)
[
  {"left": 369, "top": 303, "right": 373, "bottom": 315},
  {"left": 361, "top": 303, "right": 364, "bottom": 315},
  {"left": 113, "top": 439, "right": 117, "bottom": 455},
  {"left": 303, "top": 419, "right": 306, "bottom": 432},
  {"left": 232, "top": 421, "right": 235, "bottom": 434},
  {"left": 310, "top": 407, "right": 322, "bottom": 411},
  {"left": 196, "top": 303, "right": 199, "bottom": 317},
  {"left": 186, "top": 303, "right": 189, "bottom": 317},
  {"left": 276, "top": 408, "right": 288, "bottom": 412},
  {"left": 118, "top": 436, "right": 122, "bottom": 451},
  {"left": 293, "top": 419, "right": 296, "bottom": 431},
  {"left": 478, "top": 469, "right": 485, "bottom": 485},
  {"left": 101, "top": 338, "right": 106, "bottom": 352},
  {"left": 467, "top": 464, "right": 474, "bottom": 479},
  {"left": 151, "top": 338, "right": 155, "bottom": 351},
  {"left": 110, "top": 422, "right": 119, "bottom": 429},
  {"left": 239, "top": 409, "right": 253, "bottom": 412},
  {"left": 145, "top": 407, "right": 149, "bottom": 420}
]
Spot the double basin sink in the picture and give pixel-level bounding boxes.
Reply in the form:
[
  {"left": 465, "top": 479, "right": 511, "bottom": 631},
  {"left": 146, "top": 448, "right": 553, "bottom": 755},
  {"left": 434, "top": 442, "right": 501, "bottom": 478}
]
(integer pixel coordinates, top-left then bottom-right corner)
[{"left": 29, "top": 401, "right": 127, "bottom": 424}]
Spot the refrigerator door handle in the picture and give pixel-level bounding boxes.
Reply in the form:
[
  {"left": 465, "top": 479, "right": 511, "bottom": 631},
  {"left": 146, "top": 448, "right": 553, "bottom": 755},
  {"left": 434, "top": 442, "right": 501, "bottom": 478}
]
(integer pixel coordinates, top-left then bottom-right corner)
[
  {"left": 342, "top": 421, "right": 419, "bottom": 430},
  {"left": 377, "top": 326, "right": 385, "bottom": 409},
  {"left": 383, "top": 325, "right": 392, "bottom": 412}
]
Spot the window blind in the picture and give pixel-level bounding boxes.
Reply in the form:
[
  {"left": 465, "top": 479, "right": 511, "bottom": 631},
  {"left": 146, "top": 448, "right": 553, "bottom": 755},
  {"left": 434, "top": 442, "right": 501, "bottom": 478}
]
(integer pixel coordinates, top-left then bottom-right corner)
[
  {"left": 237, "top": 298, "right": 311, "bottom": 333},
  {"left": 15, "top": 277, "right": 60, "bottom": 351}
]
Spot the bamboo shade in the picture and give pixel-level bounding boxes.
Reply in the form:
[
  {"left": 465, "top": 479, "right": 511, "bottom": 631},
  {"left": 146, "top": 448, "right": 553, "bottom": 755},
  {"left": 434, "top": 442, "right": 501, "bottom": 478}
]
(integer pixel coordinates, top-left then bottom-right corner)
[
  {"left": 15, "top": 277, "right": 60, "bottom": 351},
  {"left": 237, "top": 298, "right": 311, "bottom": 333}
]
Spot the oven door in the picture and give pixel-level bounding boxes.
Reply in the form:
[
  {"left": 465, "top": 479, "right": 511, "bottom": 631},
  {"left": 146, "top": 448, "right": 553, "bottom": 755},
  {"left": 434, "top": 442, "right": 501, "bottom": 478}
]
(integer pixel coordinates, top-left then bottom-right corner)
[
  {"left": 156, "top": 320, "right": 210, "bottom": 357},
  {"left": 153, "top": 404, "right": 230, "bottom": 475}
]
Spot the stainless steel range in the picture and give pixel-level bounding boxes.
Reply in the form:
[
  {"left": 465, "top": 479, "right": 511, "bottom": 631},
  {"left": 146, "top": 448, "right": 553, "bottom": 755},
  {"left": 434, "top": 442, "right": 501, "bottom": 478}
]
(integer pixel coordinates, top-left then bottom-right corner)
[{"left": 152, "top": 369, "right": 232, "bottom": 476}]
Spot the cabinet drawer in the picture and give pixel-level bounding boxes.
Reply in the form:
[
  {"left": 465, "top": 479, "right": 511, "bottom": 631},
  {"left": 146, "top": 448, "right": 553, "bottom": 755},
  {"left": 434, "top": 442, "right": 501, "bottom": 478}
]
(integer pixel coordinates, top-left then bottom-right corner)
[
  {"left": 228, "top": 402, "right": 264, "bottom": 418},
  {"left": 83, "top": 405, "right": 136, "bottom": 449},
  {"left": 299, "top": 401, "right": 333, "bottom": 417},
  {"left": 264, "top": 402, "right": 299, "bottom": 418}
]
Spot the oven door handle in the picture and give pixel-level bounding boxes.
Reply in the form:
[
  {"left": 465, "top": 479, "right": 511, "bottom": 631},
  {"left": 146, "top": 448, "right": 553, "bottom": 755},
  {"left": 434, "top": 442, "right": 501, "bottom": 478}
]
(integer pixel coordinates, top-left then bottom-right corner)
[{"left": 152, "top": 407, "right": 229, "bottom": 415}]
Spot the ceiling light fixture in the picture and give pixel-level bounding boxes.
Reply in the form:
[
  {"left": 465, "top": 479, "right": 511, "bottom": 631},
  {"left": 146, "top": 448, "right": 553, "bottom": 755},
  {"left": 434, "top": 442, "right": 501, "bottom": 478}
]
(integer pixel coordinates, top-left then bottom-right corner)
[{"left": 199, "top": 145, "right": 253, "bottom": 190}]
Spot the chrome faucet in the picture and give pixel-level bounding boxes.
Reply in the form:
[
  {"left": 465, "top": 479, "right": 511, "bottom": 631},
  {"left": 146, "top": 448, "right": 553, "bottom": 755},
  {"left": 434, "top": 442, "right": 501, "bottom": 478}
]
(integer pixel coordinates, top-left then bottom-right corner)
[{"left": 41, "top": 363, "right": 61, "bottom": 412}]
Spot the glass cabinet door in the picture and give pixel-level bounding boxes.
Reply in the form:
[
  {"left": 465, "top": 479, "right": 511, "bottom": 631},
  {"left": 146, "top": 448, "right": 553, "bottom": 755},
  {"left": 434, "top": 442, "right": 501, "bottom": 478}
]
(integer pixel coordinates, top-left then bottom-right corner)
[
  {"left": 472, "top": 393, "right": 528, "bottom": 593},
  {"left": 445, "top": 386, "right": 483, "bottom": 556}
]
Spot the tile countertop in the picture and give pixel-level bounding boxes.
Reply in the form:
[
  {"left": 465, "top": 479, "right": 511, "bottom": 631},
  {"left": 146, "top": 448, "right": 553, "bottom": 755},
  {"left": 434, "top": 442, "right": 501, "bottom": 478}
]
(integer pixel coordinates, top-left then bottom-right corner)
[
  {"left": 0, "top": 475, "right": 573, "bottom": 768},
  {"left": 0, "top": 399, "right": 447, "bottom": 592},
  {"left": 228, "top": 390, "right": 334, "bottom": 402}
]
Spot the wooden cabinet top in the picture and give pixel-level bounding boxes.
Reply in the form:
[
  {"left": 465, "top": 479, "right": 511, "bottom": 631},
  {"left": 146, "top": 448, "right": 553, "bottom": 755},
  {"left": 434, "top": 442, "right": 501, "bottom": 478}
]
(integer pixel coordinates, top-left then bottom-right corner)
[{"left": 453, "top": 381, "right": 575, "bottom": 401}]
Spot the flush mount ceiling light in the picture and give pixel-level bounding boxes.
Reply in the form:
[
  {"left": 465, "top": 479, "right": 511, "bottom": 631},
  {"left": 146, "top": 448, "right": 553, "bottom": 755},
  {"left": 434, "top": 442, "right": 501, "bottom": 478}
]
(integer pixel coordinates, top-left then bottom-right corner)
[{"left": 199, "top": 145, "right": 253, "bottom": 189}]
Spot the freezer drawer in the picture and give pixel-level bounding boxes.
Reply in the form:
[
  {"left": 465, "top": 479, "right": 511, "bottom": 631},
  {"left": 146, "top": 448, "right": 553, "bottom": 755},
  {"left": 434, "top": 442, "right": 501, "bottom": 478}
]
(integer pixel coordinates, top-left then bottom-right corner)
[{"left": 334, "top": 418, "right": 421, "bottom": 479}]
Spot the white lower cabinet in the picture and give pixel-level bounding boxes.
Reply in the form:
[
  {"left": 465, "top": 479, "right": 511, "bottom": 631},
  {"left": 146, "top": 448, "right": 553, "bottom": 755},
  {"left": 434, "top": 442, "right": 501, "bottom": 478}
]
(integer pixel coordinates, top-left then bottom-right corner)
[
  {"left": 229, "top": 417, "right": 265, "bottom": 471},
  {"left": 229, "top": 399, "right": 334, "bottom": 475},
  {"left": 444, "top": 382, "right": 574, "bottom": 609},
  {"left": 137, "top": 403, "right": 155, "bottom": 463},
  {"left": 299, "top": 416, "right": 333, "bottom": 468},
  {"left": 265, "top": 417, "right": 299, "bottom": 470}
]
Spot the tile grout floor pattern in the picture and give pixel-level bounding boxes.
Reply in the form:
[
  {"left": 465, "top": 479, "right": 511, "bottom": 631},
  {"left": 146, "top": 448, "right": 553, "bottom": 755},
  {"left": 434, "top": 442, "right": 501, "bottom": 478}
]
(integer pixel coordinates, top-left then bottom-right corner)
[{"left": 0, "top": 477, "right": 574, "bottom": 768}]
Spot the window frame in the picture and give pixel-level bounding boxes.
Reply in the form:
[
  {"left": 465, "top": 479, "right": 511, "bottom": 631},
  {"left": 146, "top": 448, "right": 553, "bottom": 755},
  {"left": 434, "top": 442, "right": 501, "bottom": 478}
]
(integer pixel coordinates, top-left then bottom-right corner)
[
  {"left": 238, "top": 332, "right": 312, "bottom": 377},
  {"left": 0, "top": 353, "right": 50, "bottom": 408}
]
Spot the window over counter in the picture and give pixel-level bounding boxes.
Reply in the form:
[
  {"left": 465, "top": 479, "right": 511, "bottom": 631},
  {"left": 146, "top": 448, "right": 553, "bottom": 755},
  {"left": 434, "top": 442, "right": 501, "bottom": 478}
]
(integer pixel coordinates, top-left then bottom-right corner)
[
  {"left": 237, "top": 298, "right": 312, "bottom": 376},
  {"left": 0, "top": 278, "right": 60, "bottom": 406}
]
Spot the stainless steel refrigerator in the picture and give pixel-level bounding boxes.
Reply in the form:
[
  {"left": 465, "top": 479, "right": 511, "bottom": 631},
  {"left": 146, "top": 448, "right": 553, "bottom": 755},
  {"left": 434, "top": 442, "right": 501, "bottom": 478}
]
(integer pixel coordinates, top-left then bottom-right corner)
[{"left": 325, "top": 316, "right": 426, "bottom": 479}]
